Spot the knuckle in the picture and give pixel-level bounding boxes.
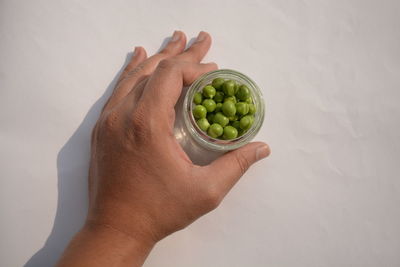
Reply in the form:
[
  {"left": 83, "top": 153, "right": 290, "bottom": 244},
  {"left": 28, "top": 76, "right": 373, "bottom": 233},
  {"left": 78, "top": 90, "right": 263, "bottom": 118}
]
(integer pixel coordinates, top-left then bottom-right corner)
[
  {"left": 127, "top": 63, "right": 144, "bottom": 77},
  {"left": 183, "top": 49, "right": 201, "bottom": 62},
  {"left": 157, "top": 58, "right": 178, "bottom": 70},
  {"left": 130, "top": 108, "right": 146, "bottom": 130},
  {"left": 101, "top": 111, "right": 119, "bottom": 133},
  {"left": 129, "top": 105, "right": 152, "bottom": 141},
  {"left": 235, "top": 152, "right": 251, "bottom": 176},
  {"left": 119, "top": 64, "right": 145, "bottom": 84},
  {"left": 202, "top": 185, "right": 222, "bottom": 210},
  {"left": 118, "top": 63, "right": 146, "bottom": 85}
]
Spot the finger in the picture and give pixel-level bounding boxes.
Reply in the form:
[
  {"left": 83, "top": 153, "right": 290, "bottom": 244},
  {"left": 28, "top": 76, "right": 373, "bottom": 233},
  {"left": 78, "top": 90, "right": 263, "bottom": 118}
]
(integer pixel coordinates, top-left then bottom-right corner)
[
  {"left": 203, "top": 142, "right": 270, "bottom": 196},
  {"left": 121, "top": 30, "right": 187, "bottom": 86},
  {"left": 138, "top": 60, "right": 218, "bottom": 118},
  {"left": 123, "top": 76, "right": 148, "bottom": 105},
  {"left": 101, "top": 47, "right": 148, "bottom": 113},
  {"left": 119, "top": 46, "right": 148, "bottom": 82},
  {"left": 176, "top": 31, "right": 212, "bottom": 63},
  {"left": 103, "top": 31, "right": 186, "bottom": 112}
]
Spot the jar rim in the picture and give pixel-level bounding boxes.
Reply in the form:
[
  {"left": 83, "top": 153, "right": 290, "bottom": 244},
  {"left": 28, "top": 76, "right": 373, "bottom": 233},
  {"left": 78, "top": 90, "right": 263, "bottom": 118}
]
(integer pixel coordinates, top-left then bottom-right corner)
[{"left": 183, "top": 69, "right": 265, "bottom": 151}]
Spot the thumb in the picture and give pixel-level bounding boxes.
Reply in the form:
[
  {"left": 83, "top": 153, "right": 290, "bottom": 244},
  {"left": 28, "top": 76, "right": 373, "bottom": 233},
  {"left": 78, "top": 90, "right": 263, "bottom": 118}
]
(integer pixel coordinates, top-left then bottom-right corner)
[{"left": 205, "top": 142, "right": 270, "bottom": 195}]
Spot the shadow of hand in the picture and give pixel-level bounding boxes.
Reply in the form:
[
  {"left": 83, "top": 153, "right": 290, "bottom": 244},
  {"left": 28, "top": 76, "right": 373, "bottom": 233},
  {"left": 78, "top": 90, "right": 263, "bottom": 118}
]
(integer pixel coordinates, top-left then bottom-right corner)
[{"left": 24, "top": 53, "right": 133, "bottom": 267}]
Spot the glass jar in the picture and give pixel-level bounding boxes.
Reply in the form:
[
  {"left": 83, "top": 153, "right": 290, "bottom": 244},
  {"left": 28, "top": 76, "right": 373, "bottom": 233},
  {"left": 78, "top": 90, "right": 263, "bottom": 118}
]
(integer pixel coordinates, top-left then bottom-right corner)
[{"left": 174, "top": 69, "right": 265, "bottom": 165}]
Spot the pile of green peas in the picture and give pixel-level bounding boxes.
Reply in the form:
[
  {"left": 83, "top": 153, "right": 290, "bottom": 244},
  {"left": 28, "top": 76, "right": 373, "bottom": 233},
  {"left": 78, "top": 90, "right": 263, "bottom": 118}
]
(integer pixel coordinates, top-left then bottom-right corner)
[{"left": 192, "top": 77, "right": 256, "bottom": 140}]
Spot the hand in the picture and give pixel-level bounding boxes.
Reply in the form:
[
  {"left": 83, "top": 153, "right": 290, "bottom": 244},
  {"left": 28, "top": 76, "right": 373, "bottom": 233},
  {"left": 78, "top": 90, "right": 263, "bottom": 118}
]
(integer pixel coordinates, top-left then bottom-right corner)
[{"left": 57, "top": 31, "right": 270, "bottom": 267}]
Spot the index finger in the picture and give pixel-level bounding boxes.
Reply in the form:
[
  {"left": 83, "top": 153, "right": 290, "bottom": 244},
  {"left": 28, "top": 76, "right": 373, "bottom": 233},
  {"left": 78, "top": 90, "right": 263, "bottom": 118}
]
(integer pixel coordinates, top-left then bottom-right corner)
[
  {"left": 138, "top": 31, "right": 215, "bottom": 112},
  {"left": 140, "top": 60, "right": 217, "bottom": 117}
]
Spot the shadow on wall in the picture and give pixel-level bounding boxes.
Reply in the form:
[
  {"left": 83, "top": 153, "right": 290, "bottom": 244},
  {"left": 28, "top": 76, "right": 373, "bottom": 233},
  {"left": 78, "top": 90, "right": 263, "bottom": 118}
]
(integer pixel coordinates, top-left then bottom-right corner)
[{"left": 24, "top": 51, "right": 137, "bottom": 267}]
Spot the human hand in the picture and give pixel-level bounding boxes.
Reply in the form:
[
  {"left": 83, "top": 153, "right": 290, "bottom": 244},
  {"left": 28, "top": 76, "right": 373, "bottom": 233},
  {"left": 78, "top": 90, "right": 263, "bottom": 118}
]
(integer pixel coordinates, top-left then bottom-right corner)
[{"left": 57, "top": 31, "right": 270, "bottom": 267}]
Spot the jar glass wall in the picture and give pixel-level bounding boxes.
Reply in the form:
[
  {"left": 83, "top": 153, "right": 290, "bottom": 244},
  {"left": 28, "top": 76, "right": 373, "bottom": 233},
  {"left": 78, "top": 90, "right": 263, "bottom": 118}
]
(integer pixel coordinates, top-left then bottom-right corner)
[{"left": 174, "top": 69, "right": 265, "bottom": 164}]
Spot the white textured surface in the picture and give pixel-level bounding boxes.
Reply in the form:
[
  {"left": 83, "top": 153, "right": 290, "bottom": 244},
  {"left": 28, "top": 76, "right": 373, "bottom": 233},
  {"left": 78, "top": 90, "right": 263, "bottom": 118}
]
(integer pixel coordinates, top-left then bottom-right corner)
[{"left": 1, "top": 0, "right": 400, "bottom": 266}]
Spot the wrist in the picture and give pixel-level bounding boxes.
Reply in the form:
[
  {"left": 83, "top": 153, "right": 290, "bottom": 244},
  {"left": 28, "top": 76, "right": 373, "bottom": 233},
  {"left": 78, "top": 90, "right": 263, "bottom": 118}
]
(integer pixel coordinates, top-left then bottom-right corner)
[
  {"left": 84, "top": 220, "right": 157, "bottom": 250},
  {"left": 57, "top": 221, "right": 156, "bottom": 267},
  {"left": 86, "top": 200, "right": 164, "bottom": 243}
]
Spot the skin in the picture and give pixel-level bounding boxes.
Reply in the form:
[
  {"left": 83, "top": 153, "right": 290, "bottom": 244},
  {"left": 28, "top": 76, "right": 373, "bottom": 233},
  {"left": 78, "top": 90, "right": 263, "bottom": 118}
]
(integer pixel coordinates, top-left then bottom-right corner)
[{"left": 56, "top": 30, "right": 270, "bottom": 267}]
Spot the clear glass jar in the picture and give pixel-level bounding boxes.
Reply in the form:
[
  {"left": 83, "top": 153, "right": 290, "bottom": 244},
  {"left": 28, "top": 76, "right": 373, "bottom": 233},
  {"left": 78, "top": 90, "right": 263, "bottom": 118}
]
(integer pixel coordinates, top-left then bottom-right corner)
[{"left": 174, "top": 69, "right": 265, "bottom": 165}]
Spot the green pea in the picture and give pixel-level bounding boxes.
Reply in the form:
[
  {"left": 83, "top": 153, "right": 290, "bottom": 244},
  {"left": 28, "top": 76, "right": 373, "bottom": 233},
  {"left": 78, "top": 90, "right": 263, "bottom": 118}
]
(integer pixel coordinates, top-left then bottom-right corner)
[
  {"left": 193, "top": 77, "right": 257, "bottom": 140},
  {"left": 223, "top": 126, "right": 238, "bottom": 140},
  {"left": 239, "top": 115, "right": 254, "bottom": 130},
  {"left": 196, "top": 118, "right": 210, "bottom": 131},
  {"left": 202, "top": 99, "right": 216, "bottom": 112},
  {"left": 231, "top": 120, "right": 241, "bottom": 130},
  {"left": 212, "top": 78, "right": 225, "bottom": 90},
  {"left": 193, "top": 92, "right": 203, "bottom": 105},
  {"left": 215, "top": 102, "right": 223, "bottom": 113},
  {"left": 224, "top": 96, "right": 237, "bottom": 104},
  {"left": 236, "top": 85, "right": 250, "bottom": 101},
  {"left": 228, "top": 114, "right": 238, "bottom": 121},
  {"left": 193, "top": 105, "right": 207, "bottom": 119},
  {"left": 203, "top": 85, "right": 216, "bottom": 99},
  {"left": 238, "top": 128, "right": 246, "bottom": 137},
  {"left": 249, "top": 115, "right": 254, "bottom": 124},
  {"left": 248, "top": 103, "right": 256, "bottom": 115},
  {"left": 208, "top": 123, "right": 223, "bottom": 138},
  {"left": 214, "top": 91, "right": 224, "bottom": 103},
  {"left": 245, "top": 97, "right": 253, "bottom": 104},
  {"left": 207, "top": 113, "right": 215, "bottom": 123},
  {"left": 236, "top": 102, "right": 249, "bottom": 116},
  {"left": 213, "top": 112, "right": 229, "bottom": 127},
  {"left": 222, "top": 80, "right": 235, "bottom": 96},
  {"left": 222, "top": 101, "right": 236, "bottom": 117},
  {"left": 234, "top": 81, "right": 240, "bottom": 94}
]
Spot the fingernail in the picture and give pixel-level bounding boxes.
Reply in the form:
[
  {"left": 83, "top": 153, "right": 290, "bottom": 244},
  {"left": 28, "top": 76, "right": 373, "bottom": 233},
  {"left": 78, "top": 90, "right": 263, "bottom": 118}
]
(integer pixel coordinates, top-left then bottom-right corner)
[
  {"left": 133, "top": 46, "right": 138, "bottom": 54},
  {"left": 171, "top": 31, "right": 181, "bottom": 42},
  {"left": 196, "top": 31, "right": 207, "bottom": 42},
  {"left": 256, "top": 144, "right": 270, "bottom": 161}
]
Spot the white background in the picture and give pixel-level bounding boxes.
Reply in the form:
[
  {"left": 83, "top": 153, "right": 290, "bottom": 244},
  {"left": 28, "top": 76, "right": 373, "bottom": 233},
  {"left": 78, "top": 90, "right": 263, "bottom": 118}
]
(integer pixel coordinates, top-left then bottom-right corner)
[{"left": 1, "top": 0, "right": 400, "bottom": 266}]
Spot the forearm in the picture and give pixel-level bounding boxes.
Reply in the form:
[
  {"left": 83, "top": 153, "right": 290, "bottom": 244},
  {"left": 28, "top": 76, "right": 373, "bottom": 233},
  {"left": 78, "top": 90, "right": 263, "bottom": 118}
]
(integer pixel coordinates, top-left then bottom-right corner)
[{"left": 56, "top": 223, "right": 155, "bottom": 267}]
